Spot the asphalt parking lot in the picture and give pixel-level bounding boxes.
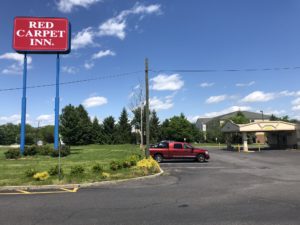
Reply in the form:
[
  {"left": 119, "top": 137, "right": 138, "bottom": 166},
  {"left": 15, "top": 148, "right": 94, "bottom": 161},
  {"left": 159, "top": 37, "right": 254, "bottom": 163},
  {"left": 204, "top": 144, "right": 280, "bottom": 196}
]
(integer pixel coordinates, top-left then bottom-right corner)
[{"left": 1, "top": 148, "right": 300, "bottom": 225}]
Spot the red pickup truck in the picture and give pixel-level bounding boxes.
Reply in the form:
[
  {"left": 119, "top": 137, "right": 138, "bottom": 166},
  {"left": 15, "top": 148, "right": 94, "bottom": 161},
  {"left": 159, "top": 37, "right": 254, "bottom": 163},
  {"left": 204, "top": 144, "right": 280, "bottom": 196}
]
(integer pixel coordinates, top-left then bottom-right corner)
[{"left": 150, "top": 141, "right": 210, "bottom": 163}]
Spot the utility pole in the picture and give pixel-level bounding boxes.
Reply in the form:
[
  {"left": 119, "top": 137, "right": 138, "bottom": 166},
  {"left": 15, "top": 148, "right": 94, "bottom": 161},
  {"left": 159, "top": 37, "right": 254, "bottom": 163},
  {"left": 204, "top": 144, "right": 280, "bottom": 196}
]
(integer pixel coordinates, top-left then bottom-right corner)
[{"left": 145, "top": 58, "right": 150, "bottom": 158}]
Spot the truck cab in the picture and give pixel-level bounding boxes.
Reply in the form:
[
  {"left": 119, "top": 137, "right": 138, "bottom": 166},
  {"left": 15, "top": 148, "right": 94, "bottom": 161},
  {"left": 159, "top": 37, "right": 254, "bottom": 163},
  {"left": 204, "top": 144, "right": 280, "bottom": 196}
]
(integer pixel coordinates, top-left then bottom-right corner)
[{"left": 149, "top": 141, "right": 210, "bottom": 163}]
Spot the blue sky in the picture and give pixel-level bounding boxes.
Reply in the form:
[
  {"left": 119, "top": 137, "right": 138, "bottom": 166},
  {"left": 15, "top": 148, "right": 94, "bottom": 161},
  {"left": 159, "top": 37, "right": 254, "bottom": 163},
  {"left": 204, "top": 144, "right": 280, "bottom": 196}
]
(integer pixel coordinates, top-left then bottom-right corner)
[{"left": 1, "top": 0, "right": 300, "bottom": 126}]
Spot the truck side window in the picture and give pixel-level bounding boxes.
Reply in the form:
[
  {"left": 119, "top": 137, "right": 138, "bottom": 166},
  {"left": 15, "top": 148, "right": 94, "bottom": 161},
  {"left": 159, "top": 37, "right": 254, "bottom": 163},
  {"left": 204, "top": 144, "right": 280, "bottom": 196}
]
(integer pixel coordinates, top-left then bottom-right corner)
[
  {"left": 174, "top": 143, "right": 183, "bottom": 149},
  {"left": 158, "top": 142, "right": 168, "bottom": 148}
]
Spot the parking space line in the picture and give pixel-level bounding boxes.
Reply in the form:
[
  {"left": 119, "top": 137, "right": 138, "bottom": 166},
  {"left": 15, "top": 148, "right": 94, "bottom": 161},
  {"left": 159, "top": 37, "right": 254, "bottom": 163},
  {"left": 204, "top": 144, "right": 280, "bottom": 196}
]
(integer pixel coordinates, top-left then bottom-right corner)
[
  {"left": 0, "top": 187, "right": 79, "bottom": 195},
  {"left": 17, "top": 189, "right": 31, "bottom": 194}
]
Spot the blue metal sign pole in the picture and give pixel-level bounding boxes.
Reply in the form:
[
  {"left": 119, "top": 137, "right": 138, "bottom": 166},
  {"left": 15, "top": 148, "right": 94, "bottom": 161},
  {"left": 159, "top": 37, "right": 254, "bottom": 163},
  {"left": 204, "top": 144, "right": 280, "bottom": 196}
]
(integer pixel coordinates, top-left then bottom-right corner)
[
  {"left": 54, "top": 54, "right": 60, "bottom": 150},
  {"left": 20, "top": 53, "right": 27, "bottom": 154}
]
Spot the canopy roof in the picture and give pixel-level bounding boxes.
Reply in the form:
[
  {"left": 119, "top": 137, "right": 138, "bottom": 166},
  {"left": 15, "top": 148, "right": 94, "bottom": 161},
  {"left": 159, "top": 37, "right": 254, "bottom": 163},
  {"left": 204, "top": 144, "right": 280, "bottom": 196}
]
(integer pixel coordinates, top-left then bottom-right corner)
[{"left": 221, "top": 120, "right": 296, "bottom": 133}]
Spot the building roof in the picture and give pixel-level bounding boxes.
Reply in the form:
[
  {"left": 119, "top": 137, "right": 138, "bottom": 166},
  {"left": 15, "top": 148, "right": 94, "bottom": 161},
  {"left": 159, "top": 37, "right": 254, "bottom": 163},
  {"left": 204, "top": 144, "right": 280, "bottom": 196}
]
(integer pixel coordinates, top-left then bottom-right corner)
[{"left": 196, "top": 111, "right": 271, "bottom": 125}]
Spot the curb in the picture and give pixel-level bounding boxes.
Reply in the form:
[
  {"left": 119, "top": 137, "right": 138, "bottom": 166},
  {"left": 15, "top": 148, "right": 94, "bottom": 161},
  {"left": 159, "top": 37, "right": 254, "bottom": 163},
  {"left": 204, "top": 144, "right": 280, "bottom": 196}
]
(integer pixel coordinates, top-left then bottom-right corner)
[{"left": 0, "top": 167, "right": 164, "bottom": 192}]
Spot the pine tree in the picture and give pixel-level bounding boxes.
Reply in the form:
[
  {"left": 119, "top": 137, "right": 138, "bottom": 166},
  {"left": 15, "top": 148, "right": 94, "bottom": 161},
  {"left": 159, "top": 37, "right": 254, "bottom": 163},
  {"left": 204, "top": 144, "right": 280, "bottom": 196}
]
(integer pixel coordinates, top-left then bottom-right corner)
[
  {"left": 103, "top": 116, "right": 116, "bottom": 144},
  {"left": 77, "top": 104, "right": 93, "bottom": 145},
  {"left": 91, "top": 117, "right": 103, "bottom": 144},
  {"left": 150, "top": 110, "right": 160, "bottom": 143},
  {"left": 116, "top": 108, "right": 132, "bottom": 144},
  {"left": 60, "top": 104, "right": 81, "bottom": 145}
]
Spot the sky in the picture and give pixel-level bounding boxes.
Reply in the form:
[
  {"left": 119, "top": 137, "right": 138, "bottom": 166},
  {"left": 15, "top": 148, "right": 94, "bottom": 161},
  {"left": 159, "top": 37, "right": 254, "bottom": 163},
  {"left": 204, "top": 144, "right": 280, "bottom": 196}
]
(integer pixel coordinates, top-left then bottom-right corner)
[{"left": 1, "top": 0, "right": 300, "bottom": 126}]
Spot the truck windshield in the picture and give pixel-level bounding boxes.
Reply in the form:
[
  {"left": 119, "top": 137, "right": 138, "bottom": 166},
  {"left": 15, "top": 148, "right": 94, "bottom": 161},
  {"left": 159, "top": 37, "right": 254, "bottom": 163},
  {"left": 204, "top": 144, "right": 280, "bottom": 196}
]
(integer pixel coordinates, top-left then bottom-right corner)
[{"left": 184, "top": 144, "right": 193, "bottom": 149}]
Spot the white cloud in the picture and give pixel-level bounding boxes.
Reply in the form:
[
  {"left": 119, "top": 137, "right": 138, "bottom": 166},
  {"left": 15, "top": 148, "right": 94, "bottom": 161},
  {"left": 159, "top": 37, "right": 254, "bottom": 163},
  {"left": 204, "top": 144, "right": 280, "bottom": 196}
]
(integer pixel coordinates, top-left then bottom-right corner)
[
  {"left": 82, "top": 96, "right": 108, "bottom": 108},
  {"left": 0, "top": 114, "right": 21, "bottom": 125},
  {"left": 84, "top": 61, "right": 94, "bottom": 69},
  {"left": 200, "top": 82, "right": 214, "bottom": 88},
  {"left": 71, "top": 27, "right": 95, "bottom": 50},
  {"left": 98, "top": 19, "right": 126, "bottom": 40},
  {"left": 98, "top": 3, "right": 161, "bottom": 39},
  {"left": 0, "top": 53, "right": 33, "bottom": 75},
  {"left": 62, "top": 66, "right": 78, "bottom": 74},
  {"left": 292, "top": 105, "right": 300, "bottom": 111},
  {"left": 263, "top": 110, "right": 286, "bottom": 116},
  {"left": 57, "top": 0, "right": 101, "bottom": 13},
  {"left": 151, "top": 74, "right": 184, "bottom": 91},
  {"left": 241, "top": 91, "right": 275, "bottom": 103},
  {"left": 236, "top": 81, "right": 255, "bottom": 87},
  {"left": 150, "top": 96, "right": 173, "bottom": 111},
  {"left": 203, "top": 106, "right": 252, "bottom": 118},
  {"left": 36, "top": 114, "right": 54, "bottom": 126},
  {"left": 0, "top": 53, "right": 32, "bottom": 64},
  {"left": 92, "top": 50, "right": 115, "bottom": 59},
  {"left": 292, "top": 97, "right": 300, "bottom": 105},
  {"left": 206, "top": 95, "right": 227, "bottom": 104}
]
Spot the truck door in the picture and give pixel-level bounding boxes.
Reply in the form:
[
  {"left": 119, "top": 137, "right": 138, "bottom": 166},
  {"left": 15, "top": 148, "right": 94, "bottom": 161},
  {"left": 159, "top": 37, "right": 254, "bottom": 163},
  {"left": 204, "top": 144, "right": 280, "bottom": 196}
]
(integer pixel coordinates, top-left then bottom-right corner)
[{"left": 172, "top": 143, "right": 184, "bottom": 158}]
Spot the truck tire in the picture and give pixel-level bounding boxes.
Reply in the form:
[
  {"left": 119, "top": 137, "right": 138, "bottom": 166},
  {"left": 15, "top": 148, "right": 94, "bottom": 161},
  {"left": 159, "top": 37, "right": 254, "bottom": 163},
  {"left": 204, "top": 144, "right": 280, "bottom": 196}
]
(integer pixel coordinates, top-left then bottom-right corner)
[
  {"left": 196, "top": 154, "right": 205, "bottom": 163},
  {"left": 154, "top": 154, "right": 163, "bottom": 163}
]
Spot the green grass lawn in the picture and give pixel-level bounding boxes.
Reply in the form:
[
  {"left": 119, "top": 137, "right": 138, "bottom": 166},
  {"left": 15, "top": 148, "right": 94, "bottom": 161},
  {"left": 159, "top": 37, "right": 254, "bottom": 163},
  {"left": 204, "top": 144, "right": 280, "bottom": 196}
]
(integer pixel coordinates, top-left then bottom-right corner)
[{"left": 0, "top": 144, "right": 149, "bottom": 186}]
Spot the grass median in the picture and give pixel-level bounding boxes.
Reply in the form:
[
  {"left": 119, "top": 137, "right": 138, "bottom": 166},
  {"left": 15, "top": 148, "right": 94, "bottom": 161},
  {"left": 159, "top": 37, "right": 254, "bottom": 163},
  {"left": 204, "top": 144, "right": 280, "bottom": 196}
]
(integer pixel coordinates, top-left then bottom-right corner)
[{"left": 0, "top": 144, "right": 160, "bottom": 187}]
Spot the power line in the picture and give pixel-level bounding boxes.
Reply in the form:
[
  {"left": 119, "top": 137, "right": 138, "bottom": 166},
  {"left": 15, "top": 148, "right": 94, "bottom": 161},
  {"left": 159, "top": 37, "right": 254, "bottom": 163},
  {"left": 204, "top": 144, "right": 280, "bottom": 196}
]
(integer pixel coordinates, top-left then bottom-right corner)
[
  {"left": 0, "top": 70, "right": 142, "bottom": 93},
  {"left": 150, "top": 66, "right": 300, "bottom": 73}
]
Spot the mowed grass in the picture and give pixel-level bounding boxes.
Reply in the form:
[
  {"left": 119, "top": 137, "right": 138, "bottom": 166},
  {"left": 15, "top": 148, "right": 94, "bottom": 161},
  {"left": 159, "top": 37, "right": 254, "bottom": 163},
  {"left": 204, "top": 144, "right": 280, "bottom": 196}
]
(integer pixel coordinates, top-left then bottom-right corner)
[{"left": 0, "top": 144, "right": 144, "bottom": 186}]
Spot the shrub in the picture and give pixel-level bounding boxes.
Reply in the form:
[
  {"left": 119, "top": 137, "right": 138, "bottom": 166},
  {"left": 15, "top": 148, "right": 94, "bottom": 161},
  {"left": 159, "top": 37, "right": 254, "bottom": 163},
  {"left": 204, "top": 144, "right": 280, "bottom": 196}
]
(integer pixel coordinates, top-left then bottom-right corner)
[
  {"left": 101, "top": 172, "right": 110, "bottom": 179},
  {"left": 24, "top": 146, "right": 37, "bottom": 156},
  {"left": 110, "top": 160, "right": 123, "bottom": 171},
  {"left": 4, "top": 148, "right": 20, "bottom": 159},
  {"left": 136, "top": 157, "right": 160, "bottom": 173},
  {"left": 70, "top": 165, "right": 85, "bottom": 176},
  {"left": 24, "top": 168, "right": 37, "bottom": 177},
  {"left": 51, "top": 147, "right": 71, "bottom": 157},
  {"left": 122, "top": 160, "right": 131, "bottom": 168},
  {"left": 48, "top": 165, "right": 63, "bottom": 176},
  {"left": 92, "top": 163, "right": 103, "bottom": 173},
  {"left": 128, "top": 154, "right": 140, "bottom": 166},
  {"left": 33, "top": 171, "right": 49, "bottom": 181},
  {"left": 37, "top": 145, "right": 53, "bottom": 156}
]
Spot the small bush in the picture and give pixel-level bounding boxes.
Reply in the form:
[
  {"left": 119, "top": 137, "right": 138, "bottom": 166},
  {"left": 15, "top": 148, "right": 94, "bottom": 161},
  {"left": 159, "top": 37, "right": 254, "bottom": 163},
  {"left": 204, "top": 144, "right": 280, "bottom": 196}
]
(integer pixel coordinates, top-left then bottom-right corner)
[
  {"left": 122, "top": 160, "right": 131, "bottom": 168},
  {"left": 70, "top": 165, "right": 85, "bottom": 176},
  {"left": 24, "top": 168, "right": 37, "bottom": 177},
  {"left": 4, "top": 149, "right": 20, "bottom": 159},
  {"left": 110, "top": 160, "right": 123, "bottom": 171},
  {"left": 101, "top": 172, "right": 110, "bottom": 179},
  {"left": 24, "top": 146, "right": 38, "bottom": 156},
  {"left": 51, "top": 147, "right": 71, "bottom": 157},
  {"left": 48, "top": 165, "right": 63, "bottom": 176},
  {"left": 37, "top": 145, "right": 53, "bottom": 156},
  {"left": 136, "top": 157, "right": 160, "bottom": 173},
  {"left": 33, "top": 171, "right": 49, "bottom": 181},
  {"left": 92, "top": 163, "right": 103, "bottom": 173},
  {"left": 128, "top": 154, "right": 140, "bottom": 166}
]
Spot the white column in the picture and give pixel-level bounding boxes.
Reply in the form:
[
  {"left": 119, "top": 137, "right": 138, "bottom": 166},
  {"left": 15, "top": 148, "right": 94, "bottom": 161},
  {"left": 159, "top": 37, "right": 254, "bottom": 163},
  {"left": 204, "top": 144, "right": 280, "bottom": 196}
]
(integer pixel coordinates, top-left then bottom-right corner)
[{"left": 243, "top": 132, "right": 248, "bottom": 152}]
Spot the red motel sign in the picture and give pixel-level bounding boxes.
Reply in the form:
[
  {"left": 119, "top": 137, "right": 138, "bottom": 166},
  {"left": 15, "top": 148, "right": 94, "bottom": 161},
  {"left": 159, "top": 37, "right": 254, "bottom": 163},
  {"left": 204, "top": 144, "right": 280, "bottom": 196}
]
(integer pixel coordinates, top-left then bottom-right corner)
[{"left": 13, "top": 17, "right": 70, "bottom": 53}]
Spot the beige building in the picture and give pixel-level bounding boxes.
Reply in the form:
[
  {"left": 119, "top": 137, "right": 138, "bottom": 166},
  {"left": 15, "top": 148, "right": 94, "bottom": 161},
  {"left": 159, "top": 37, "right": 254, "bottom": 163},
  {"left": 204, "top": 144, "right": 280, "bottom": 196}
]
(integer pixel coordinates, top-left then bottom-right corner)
[{"left": 221, "top": 120, "right": 299, "bottom": 151}]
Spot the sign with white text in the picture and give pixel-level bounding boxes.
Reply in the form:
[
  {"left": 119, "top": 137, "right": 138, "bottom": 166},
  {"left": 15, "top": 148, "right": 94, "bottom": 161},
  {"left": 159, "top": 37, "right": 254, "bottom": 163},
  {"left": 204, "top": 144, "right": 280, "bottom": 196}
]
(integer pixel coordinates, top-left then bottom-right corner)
[{"left": 13, "top": 17, "right": 70, "bottom": 53}]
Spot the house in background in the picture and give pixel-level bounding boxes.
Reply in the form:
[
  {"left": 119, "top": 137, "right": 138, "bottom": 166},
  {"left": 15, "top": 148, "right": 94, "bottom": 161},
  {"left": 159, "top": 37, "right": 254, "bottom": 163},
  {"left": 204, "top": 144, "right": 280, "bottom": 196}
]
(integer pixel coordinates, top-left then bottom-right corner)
[{"left": 196, "top": 111, "right": 271, "bottom": 143}]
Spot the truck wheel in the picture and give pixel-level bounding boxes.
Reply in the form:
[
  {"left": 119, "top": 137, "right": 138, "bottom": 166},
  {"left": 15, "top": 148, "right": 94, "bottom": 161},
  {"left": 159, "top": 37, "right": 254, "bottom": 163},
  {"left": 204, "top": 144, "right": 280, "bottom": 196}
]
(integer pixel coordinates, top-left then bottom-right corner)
[
  {"left": 154, "top": 154, "right": 163, "bottom": 163},
  {"left": 196, "top": 154, "right": 205, "bottom": 163}
]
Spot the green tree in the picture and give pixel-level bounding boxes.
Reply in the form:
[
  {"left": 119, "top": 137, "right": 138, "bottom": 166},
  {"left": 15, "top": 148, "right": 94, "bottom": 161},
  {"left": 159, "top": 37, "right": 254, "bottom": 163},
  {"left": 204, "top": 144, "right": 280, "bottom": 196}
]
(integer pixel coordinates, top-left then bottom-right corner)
[
  {"left": 77, "top": 104, "right": 93, "bottom": 145},
  {"left": 60, "top": 104, "right": 81, "bottom": 145},
  {"left": 229, "top": 111, "right": 250, "bottom": 124},
  {"left": 39, "top": 125, "right": 54, "bottom": 143},
  {"left": 91, "top": 117, "right": 104, "bottom": 144},
  {"left": 160, "top": 113, "right": 197, "bottom": 142},
  {"left": 116, "top": 108, "right": 132, "bottom": 144},
  {"left": 103, "top": 116, "right": 116, "bottom": 144},
  {"left": 150, "top": 110, "right": 160, "bottom": 143}
]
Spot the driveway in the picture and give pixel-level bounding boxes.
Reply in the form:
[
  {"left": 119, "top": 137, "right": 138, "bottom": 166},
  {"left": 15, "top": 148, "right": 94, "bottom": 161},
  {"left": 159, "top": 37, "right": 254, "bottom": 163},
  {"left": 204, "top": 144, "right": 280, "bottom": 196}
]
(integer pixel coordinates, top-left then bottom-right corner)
[{"left": 1, "top": 149, "right": 300, "bottom": 225}]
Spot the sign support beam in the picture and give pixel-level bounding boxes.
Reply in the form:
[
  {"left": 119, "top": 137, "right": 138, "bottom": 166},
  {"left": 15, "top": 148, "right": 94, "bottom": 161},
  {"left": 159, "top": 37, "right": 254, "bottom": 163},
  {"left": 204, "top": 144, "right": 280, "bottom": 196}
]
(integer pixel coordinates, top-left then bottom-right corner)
[
  {"left": 54, "top": 54, "right": 60, "bottom": 150},
  {"left": 20, "top": 53, "right": 27, "bottom": 154}
]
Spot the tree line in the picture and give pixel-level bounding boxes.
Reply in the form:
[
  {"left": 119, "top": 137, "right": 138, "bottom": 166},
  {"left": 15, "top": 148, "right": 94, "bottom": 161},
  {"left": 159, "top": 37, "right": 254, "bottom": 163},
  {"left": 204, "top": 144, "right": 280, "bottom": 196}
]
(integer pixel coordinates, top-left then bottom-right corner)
[{"left": 60, "top": 104, "right": 204, "bottom": 146}]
